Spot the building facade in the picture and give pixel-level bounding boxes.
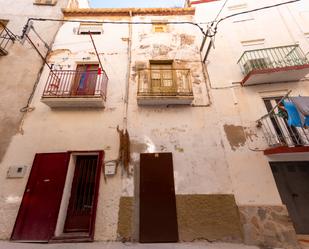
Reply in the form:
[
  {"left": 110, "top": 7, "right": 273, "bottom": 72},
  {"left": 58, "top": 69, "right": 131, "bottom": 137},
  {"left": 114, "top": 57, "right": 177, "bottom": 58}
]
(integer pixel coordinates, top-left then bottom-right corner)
[
  {"left": 0, "top": 1, "right": 309, "bottom": 248},
  {"left": 190, "top": 0, "right": 309, "bottom": 248},
  {"left": 0, "top": 0, "right": 88, "bottom": 162}
]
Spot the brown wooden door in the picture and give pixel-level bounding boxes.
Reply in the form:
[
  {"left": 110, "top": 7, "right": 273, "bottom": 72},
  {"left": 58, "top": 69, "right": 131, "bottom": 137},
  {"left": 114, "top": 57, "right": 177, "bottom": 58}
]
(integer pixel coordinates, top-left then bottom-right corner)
[
  {"left": 71, "top": 64, "right": 98, "bottom": 96},
  {"left": 11, "top": 153, "right": 70, "bottom": 241},
  {"left": 139, "top": 153, "right": 178, "bottom": 243},
  {"left": 64, "top": 155, "right": 100, "bottom": 233},
  {"left": 270, "top": 161, "right": 309, "bottom": 234}
]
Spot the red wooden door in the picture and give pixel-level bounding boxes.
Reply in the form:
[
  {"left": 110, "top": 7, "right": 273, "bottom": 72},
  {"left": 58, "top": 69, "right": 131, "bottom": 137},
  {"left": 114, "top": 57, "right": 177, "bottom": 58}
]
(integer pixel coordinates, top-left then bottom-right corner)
[
  {"left": 11, "top": 153, "right": 70, "bottom": 241},
  {"left": 72, "top": 64, "right": 98, "bottom": 96},
  {"left": 139, "top": 153, "right": 178, "bottom": 243},
  {"left": 64, "top": 155, "right": 100, "bottom": 233}
]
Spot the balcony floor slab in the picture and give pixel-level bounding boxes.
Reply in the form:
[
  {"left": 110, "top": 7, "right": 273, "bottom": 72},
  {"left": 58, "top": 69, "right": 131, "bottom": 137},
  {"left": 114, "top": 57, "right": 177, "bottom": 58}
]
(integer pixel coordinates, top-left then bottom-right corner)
[
  {"left": 41, "top": 97, "right": 105, "bottom": 108},
  {"left": 242, "top": 64, "right": 309, "bottom": 86},
  {"left": 137, "top": 95, "right": 194, "bottom": 105}
]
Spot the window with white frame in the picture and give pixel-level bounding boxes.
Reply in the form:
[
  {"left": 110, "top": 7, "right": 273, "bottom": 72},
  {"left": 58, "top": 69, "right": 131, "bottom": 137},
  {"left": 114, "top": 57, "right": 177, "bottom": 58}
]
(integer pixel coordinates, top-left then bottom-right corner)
[
  {"left": 78, "top": 23, "right": 103, "bottom": 35},
  {"left": 34, "top": 0, "right": 57, "bottom": 6}
]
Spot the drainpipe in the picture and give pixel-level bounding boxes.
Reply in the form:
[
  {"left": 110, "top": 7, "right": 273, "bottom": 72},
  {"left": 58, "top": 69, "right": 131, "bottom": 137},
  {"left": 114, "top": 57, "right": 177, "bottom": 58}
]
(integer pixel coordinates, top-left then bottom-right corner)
[{"left": 123, "top": 11, "right": 132, "bottom": 132}]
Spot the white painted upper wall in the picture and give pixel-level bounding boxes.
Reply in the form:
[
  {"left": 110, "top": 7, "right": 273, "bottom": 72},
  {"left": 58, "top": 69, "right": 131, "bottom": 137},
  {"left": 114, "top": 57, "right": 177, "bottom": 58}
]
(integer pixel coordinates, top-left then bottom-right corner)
[
  {"left": 77, "top": 0, "right": 90, "bottom": 8},
  {"left": 192, "top": 0, "right": 309, "bottom": 87},
  {"left": 188, "top": 0, "right": 309, "bottom": 206}
]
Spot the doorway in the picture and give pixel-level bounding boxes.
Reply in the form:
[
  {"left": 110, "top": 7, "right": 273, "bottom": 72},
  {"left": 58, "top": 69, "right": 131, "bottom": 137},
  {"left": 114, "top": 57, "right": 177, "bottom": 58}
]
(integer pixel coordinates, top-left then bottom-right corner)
[
  {"left": 11, "top": 153, "right": 70, "bottom": 241},
  {"left": 64, "top": 155, "right": 100, "bottom": 234},
  {"left": 139, "top": 152, "right": 178, "bottom": 243},
  {"left": 71, "top": 64, "right": 99, "bottom": 96},
  {"left": 11, "top": 151, "right": 103, "bottom": 242},
  {"left": 270, "top": 161, "right": 309, "bottom": 234}
]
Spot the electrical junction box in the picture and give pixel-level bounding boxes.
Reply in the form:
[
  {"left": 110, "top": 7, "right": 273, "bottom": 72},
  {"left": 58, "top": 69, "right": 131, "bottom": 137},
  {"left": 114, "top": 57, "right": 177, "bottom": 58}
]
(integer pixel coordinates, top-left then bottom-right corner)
[
  {"left": 7, "top": 166, "right": 27, "bottom": 178},
  {"left": 104, "top": 161, "right": 117, "bottom": 176}
]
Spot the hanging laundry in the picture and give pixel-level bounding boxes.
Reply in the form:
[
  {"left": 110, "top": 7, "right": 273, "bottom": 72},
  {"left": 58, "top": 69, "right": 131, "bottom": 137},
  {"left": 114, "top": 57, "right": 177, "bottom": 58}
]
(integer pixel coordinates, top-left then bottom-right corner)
[
  {"left": 283, "top": 100, "right": 303, "bottom": 127},
  {"left": 290, "top": 96, "right": 309, "bottom": 126}
]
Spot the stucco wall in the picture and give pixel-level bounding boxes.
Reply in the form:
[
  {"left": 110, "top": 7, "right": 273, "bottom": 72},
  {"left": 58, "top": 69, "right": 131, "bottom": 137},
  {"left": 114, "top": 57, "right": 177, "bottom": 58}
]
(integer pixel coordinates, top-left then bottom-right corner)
[
  {"left": 1, "top": 1, "right": 309, "bottom": 246},
  {"left": 0, "top": 12, "right": 234, "bottom": 241},
  {"left": 191, "top": 0, "right": 309, "bottom": 207},
  {"left": 0, "top": 0, "right": 73, "bottom": 162},
  {"left": 0, "top": 15, "right": 129, "bottom": 240}
]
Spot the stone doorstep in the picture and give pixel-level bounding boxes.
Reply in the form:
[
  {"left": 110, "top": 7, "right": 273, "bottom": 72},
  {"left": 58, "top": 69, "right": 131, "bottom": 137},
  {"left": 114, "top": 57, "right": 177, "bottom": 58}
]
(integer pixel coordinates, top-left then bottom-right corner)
[
  {"left": 0, "top": 242, "right": 282, "bottom": 249},
  {"left": 297, "top": 235, "right": 309, "bottom": 249}
]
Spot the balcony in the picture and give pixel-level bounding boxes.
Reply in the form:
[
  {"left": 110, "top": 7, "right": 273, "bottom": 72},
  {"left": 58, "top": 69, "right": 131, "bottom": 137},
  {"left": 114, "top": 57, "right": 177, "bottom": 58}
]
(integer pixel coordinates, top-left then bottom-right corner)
[
  {"left": 0, "top": 23, "right": 15, "bottom": 56},
  {"left": 137, "top": 68, "right": 194, "bottom": 105},
  {"left": 238, "top": 45, "right": 309, "bottom": 86},
  {"left": 41, "top": 69, "right": 108, "bottom": 108},
  {"left": 257, "top": 97, "right": 309, "bottom": 155}
]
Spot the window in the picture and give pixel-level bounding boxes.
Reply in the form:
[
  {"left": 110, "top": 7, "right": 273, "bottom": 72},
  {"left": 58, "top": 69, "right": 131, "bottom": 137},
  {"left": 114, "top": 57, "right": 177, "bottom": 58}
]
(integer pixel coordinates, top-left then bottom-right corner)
[
  {"left": 34, "top": 0, "right": 57, "bottom": 5},
  {"left": 137, "top": 60, "right": 193, "bottom": 105},
  {"left": 78, "top": 23, "right": 103, "bottom": 35},
  {"left": 152, "top": 22, "right": 168, "bottom": 33},
  {"left": 150, "top": 60, "right": 175, "bottom": 92}
]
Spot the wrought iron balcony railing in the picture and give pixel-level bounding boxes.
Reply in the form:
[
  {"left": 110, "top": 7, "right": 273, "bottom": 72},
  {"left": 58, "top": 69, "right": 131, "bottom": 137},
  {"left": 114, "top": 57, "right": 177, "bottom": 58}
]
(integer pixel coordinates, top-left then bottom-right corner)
[
  {"left": 137, "top": 68, "right": 193, "bottom": 97},
  {"left": 42, "top": 69, "right": 108, "bottom": 99},
  {"left": 257, "top": 97, "right": 309, "bottom": 148},
  {"left": 0, "top": 22, "right": 16, "bottom": 56},
  {"left": 238, "top": 45, "right": 309, "bottom": 77}
]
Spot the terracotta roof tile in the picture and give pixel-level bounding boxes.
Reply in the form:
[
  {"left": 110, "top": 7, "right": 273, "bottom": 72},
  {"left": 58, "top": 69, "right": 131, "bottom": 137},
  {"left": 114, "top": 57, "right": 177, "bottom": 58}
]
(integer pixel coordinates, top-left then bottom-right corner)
[{"left": 62, "top": 8, "right": 195, "bottom": 16}]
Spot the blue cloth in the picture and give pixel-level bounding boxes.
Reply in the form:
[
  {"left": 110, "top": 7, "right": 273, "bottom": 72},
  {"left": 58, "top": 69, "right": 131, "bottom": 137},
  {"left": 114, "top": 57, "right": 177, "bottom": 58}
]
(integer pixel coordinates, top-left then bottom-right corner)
[
  {"left": 305, "top": 116, "right": 309, "bottom": 127},
  {"left": 283, "top": 100, "right": 303, "bottom": 127}
]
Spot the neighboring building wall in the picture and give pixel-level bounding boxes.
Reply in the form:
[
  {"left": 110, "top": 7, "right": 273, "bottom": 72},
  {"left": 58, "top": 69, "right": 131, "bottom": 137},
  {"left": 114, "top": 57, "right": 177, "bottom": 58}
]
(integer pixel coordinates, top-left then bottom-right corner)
[
  {"left": 0, "top": 12, "right": 128, "bottom": 240},
  {"left": 0, "top": 0, "right": 88, "bottom": 240},
  {"left": 126, "top": 12, "right": 241, "bottom": 242},
  {"left": 192, "top": 0, "right": 309, "bottom": 248},
  {"left": 0, "top": 0, "right": 85, "bottom": 162}
]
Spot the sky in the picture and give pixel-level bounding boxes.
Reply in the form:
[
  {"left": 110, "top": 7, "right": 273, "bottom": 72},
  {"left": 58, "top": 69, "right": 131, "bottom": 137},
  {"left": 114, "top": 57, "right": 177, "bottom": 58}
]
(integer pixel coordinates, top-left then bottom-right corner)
[{"left": 89, "top": 0, "right": 185, "bottom": 8}]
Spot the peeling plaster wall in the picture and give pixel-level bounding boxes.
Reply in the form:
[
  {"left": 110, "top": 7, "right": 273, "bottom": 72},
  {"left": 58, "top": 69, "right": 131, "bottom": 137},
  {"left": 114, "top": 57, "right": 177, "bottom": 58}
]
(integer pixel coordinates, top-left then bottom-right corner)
[
  {"left": 126, "top": 14, "right": 232, "bottom": 198},
  {"left": 0, "top": 0, "right": 72, "bottom": 162},
  {"left": 125, "top": 14, "right": 235, "bottom": 242},
  {"left": 0, "top": 17, "right": 129, "bottom": 240},
  {"left": 192, "top": 0, "right": 309, "bottom": 206},
  {"left": 192, "top": 0, "right": 309, "bottom": 247},
  {"left": 0, "top": 13, "right": 236, "bottom": 242},
  {"left": 2, "top": 3, "right": 308, "bottom": 245}
]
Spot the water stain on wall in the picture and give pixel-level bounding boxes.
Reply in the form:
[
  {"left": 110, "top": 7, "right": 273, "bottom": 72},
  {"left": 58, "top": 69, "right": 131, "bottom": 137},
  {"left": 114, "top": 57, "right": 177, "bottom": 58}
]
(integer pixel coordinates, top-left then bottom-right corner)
[
  {"left": 223, "top": 124, "right": 246, "bottom": 151},
  {"left": 180, "top": 34, "right": 195, "bottom": 46},
  {"left": 130, "top": 140, "right": 148, "bottom": 153}
]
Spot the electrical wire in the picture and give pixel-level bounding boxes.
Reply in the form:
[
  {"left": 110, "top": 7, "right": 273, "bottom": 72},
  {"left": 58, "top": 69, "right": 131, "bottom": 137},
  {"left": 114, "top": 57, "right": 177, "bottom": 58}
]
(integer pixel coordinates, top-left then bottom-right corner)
[
  {"left": 21, "top": 17, "right": 207, "bottom": 37},
  {"left": 213, "top": 0, "right": 301, "bottom": 35},
  {"left": 202, "top": 0, "right": 301, "bottom": 61},
  {"left": 214, "top": 0, "right": 229, "bottom": 22},
  {"left": 31, "top": 26, "right": 50, "bottom": 50},
  {"left": 20, "top": 34, "right": 52, "bottom": 113}
]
